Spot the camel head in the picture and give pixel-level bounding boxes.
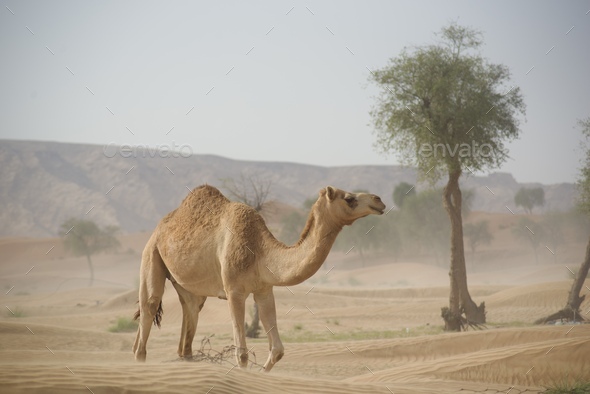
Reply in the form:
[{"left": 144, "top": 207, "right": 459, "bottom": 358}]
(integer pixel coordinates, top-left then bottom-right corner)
[{"left": 317, "top": 186, "right": 386, "bottom": 226}]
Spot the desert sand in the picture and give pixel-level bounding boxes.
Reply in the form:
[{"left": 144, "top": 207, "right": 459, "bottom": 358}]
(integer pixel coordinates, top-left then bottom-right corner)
[{"left": 1, "top": 229, "right": 589, "bottom": 394}]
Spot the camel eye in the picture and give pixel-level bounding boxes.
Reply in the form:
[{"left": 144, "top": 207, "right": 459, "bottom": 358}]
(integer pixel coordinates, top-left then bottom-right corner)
[{"left": 344, "top": 196, "right": 355, "bottom": 204}]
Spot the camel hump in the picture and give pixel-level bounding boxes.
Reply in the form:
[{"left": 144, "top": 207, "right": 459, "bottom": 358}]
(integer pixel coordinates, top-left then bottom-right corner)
[
  {"left": 192, "top": 184, "right": 225, "bottom": 198},
  {"left": 181, "top": 184, "right": 230, "bottom": 208}
]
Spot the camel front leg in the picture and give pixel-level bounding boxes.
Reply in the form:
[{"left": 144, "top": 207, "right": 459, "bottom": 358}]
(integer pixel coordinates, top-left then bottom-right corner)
[
  {"left": 254, "top": 288, "right": 284, "bottom": 372},
  {"left": 227, "top": 291, "right": 249, "bottom": 368}
]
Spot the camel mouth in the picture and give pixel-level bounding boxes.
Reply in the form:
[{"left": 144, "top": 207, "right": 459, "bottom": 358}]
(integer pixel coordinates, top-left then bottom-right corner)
[{"left": 370, "top": 206, "right": 385, "bottom": 215}]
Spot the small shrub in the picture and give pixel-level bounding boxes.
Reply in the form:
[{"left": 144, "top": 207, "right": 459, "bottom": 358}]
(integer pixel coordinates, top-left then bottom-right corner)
[
  {"left": 15, "top": 291, "right": 30, "bottom": 296},
  {"left": 545, "top": 378, "right": 590, "bottom": 394},
  {"left": 394, "top": 279, "right": 410, "bottom": 287},
  {"left": 293, "top": 323, "right": 303, "bottom": 331},
  {"left": 6, "top": 306, "right": 26, "bottom": 318},
  {"left": 108, "top": 317, "right": 138, "bottom": 333}
]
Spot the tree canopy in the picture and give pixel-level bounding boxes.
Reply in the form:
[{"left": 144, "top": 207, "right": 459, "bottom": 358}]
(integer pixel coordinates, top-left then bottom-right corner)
[
  {"left": 464, "top": 220, "right": 493, "bottom": 257},
  {"left": 392, "top": 182, "right": 416, "bottom": 208},
  {"left": 514, "top": 187, "right": 545, "bottom": 214},
  {"left": 59, "top": 218, "right": 120, "bottom": 286},
  {"left": 370, "top": 23, "right": 526, "bottom": 181}
]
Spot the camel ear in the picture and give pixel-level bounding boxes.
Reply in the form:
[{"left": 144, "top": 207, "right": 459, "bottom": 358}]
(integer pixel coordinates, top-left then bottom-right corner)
[{"left": 325, "top": 186, "right": 336, "bottom": 201}]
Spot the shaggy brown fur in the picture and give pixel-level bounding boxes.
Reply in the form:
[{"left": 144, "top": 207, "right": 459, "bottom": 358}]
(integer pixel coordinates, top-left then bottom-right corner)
[{"left": 133, "top": 301, "right": 163, "bottom": 328}]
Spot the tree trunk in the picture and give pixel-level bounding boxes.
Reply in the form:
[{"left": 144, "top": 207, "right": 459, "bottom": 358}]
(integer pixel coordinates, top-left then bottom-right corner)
[
  {"left": 246, "top": 303, "right": 261, "bottom": 338},
  {"left": 359, "top": 247, "right": 365, "bottom": 267},
  {"left": 535, "top": 236, "right": 590, "bottom": 324},
  {"left": 86, "top": 254, "right": 94, "bottom": 287},
  {"left": 441, "top": 170, "right": 486, "bottom": 331}
]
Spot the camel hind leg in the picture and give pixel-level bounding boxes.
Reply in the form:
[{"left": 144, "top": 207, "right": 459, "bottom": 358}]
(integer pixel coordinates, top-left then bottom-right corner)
[
  {"left": 172, "top": 282, "right": 207, "bottom": 358},
  {"left": 133, "top": 244, "right": 167, "bottom": 362}
]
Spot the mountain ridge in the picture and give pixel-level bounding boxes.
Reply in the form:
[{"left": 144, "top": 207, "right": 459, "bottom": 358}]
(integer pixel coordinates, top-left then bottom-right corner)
[{"left": 0, "top": 139, "right": 576, "bottom": 237}]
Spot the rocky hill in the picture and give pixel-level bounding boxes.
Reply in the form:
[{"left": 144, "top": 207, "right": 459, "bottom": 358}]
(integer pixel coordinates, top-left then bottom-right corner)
[{"left": 0, "top": 140, "right": 576, "bottom": 237}]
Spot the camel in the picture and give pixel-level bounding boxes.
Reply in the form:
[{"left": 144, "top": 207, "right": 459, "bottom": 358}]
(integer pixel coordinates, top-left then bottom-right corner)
[{"left": 132, "top": 184, "right": 385, "bottom": 371}]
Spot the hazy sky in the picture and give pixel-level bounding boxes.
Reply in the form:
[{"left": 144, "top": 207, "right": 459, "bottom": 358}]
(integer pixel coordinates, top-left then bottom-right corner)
[{"left": 1, "top": 1, "right": 589, "bottom": 184}]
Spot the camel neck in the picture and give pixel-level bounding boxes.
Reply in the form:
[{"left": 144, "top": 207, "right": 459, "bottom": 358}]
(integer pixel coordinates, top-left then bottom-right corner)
[{"left": 262, "top": 209, "right": 342, "bottom": 286}]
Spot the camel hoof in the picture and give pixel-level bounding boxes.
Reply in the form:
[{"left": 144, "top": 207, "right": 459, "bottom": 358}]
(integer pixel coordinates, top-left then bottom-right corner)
[
  {"left": 135, "top": 353, "right": 147, "bottom": 362},
  {"left": 238, "top": 353, "right": 248, "bottom": 368}
]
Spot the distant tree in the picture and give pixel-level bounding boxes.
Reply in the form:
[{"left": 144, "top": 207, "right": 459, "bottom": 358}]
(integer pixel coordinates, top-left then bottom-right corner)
[
  {"left": 568, "top": 208, "right": 590, "bottom": 243},
  {"left": 398, "top": 188, "right": 450, "bottom": 265},
  {"left": 463, "top": 220, "right": 493, "bottom": 262},
  {"left": 541, "top": 211, "right": 565, "bottom": 263},
  {"left": 280, "top": 211, "right": 307, "bottom": 245},
  {"left": 302, "top": 196, "right": 316, "bottom": 210},
  {"left": 514, "top": 187, "right": 545, "bottom": 214},
  {"left": 335, "top": 217, "right": 376, "bottom": 265},
  {"left": 537, "top": 117, "right": 590, "bottom": 324},
  {"left": 59, "top": 218, "right": 120, "bottom": 286},
  {"left": 379, "top": 214, "right": 403, "bottom": 262},
  {"left": 461, "top": 189, "right": 476, "bottom": 217},
  {"left": 512, "top": 217, "right": 545, "bottom": 265},
  {"left": 393, "top": 182, "right": 416, "bottom": 208},
  {"left": 370, "top": 23, "right": 525, "bottom": 330},
  {"left": 280, "top": 195, "right": 318, "bottom": 245},
  {"left": 221, "top": 172, "right": 272, "bottom": 213},
  {"left": 334, "top": 190, "right": 384, "bottom": 265}
]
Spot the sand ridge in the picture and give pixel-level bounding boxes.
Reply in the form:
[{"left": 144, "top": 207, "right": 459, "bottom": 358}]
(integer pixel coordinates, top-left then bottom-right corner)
[{"left": 1, "top": 234, "right": 589, "bottom": 393}]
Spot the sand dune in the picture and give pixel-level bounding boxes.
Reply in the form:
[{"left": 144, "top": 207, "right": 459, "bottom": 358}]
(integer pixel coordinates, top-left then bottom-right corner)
[
  {"left": 2, "top": 280, "right": 588, "bottom": 393},
  {"left": 2, "top": 319, "right": 586, "bottom": 393},
  {"left": 2, "top": 235, "right": 590, "bottom": 393}
]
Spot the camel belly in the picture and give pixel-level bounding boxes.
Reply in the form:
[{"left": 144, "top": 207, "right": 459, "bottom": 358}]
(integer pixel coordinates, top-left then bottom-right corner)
[{"left": 162, "top": 255, "right": 225, "bottom": 298}]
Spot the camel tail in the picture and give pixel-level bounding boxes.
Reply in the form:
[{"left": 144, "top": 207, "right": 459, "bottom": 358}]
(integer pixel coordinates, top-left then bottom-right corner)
[{"left": 133, "top": 301, "right": 164, "bottom": 328}]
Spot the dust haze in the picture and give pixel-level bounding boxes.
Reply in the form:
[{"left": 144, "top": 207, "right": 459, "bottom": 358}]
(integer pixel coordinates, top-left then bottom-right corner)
[{"left": 1, "top": 196, "right": 588, "bottom": 393}]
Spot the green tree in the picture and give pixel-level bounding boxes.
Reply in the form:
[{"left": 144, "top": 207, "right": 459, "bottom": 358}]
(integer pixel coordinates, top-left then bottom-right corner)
[
  {"left": 398, "top": 188, "right": 450, "bottom": 265},
  {"left": 59, "top": 218, "right": 120, "bottom": 286},
  {"left": 463, "top": 220, "right": 493, "bottom": 262},
  {"left": 541, "top": 211, "right": 565, "bottom": 264},
  {"left": 280, "top": 195, "right": 317, "bottom": 246},
  {"left": 335, "top": 215, "right": 382, "bottom": 265},
  {"left": 514, "top": 187, "right": 545, "bottom": 214},
  {"left": 536, "top": 117, "right": 590, "bottom": 324},
  {"left": 393, "top": 182, "right": 416, "bottom": 208},
  {"left": 379, "top": 214, "right": 403, "bottom": 261},
  {"left": 512, "top": 217, "right": 545, "bottom": 265},
  {"left": 280, "top": 211, "right": 307, "bottom": 245},
  {"left": 334, "top": 190, "right": 384, "bottom": 265},
  {"left": 461, "top": 188, "right": 475, "bottom": 217},
  {"left": 370, "top": 23, "right": 525, "bottom": 330}
]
